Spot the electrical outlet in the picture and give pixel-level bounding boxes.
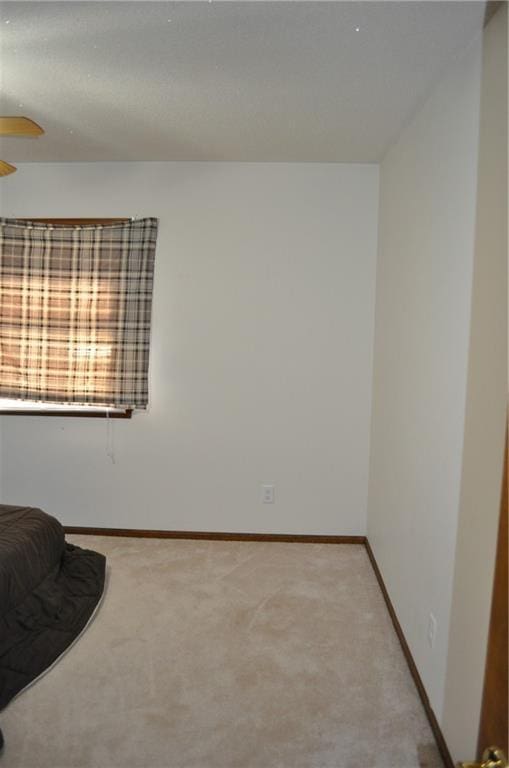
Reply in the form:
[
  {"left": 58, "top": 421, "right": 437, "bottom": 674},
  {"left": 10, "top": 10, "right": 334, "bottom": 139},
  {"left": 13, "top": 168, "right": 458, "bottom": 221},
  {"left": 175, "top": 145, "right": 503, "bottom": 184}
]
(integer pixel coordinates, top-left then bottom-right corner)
[
  {"left": 427, "top": 613, "right": 437, "bottom": 648},
  {"left": 261, "top": 484, "right": 275, "bottom": 504}
]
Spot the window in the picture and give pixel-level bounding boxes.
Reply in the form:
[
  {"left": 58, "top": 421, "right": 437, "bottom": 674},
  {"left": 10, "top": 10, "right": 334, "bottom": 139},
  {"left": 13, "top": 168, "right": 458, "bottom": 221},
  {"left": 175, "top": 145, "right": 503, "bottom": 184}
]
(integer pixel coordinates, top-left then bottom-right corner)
[
  {"left": 0, "top": 399, "right": 131, "bottom": 417},
  {"left": 0, "top": 217, "right": 158, "bottom": 416}
]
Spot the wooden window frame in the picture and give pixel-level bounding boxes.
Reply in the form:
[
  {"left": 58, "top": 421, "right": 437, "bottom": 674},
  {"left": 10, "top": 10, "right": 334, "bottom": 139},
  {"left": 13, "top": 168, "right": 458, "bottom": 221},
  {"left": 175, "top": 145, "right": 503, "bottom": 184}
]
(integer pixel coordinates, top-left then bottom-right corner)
[{"left": 0, "top": 218, "right": 133, "bottom": 418}]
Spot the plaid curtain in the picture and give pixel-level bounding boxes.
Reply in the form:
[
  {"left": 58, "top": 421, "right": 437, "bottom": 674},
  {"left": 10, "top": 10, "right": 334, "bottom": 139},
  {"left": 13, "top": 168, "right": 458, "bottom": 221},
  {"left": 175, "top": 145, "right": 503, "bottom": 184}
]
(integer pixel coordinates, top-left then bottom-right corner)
[{"left": 0, "top": 218, "right": 158, "bottom": 409}]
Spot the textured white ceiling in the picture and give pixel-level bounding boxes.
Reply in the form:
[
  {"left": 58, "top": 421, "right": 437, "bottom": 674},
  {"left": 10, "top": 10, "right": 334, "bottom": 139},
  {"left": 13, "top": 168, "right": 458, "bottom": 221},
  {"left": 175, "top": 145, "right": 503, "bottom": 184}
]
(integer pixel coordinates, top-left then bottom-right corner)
[{"left": 0, "top": 1, "right": 485, "bottom": 162}]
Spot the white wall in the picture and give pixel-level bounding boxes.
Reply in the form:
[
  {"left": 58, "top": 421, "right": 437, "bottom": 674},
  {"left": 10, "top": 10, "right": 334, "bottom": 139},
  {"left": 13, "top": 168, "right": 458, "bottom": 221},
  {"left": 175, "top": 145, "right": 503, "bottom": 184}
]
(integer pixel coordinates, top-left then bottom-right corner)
[
  {"left": 0, "top": 162, "right": 378, "bottom": 534},
  {"left": 442, "top": 6, "right": 507, "bottom": 760},
  {"left": 367, "top": 36, "right": 483, "bottom": 725}
]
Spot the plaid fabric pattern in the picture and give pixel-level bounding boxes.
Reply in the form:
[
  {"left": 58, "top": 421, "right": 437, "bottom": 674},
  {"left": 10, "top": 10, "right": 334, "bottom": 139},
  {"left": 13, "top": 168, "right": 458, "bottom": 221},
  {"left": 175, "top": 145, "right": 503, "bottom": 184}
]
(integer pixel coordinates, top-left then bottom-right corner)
[{"left": 0, "top": 218, "right": 158, "bottom": 409}]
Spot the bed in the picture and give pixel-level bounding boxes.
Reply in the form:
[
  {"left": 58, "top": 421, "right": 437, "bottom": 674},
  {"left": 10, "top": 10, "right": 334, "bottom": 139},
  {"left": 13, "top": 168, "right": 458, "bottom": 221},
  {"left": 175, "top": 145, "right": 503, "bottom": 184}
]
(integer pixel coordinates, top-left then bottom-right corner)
[{"left": 0, "top": 504, "right": 105, "bottom": 716}]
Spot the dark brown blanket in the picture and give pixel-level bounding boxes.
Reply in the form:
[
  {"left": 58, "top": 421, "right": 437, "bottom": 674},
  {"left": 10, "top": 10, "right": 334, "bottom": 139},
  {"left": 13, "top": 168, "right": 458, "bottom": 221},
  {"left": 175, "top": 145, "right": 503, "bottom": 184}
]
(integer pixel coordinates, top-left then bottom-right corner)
[{"left": 0, "top": 504, "right": 105, "bottom": 709}]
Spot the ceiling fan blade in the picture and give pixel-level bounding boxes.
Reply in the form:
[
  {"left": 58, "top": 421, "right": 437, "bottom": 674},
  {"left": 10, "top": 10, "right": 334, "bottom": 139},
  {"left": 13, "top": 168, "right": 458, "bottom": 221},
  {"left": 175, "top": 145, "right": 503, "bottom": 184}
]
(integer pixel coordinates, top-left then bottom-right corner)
[
  {"left": 0, "top": 160, "right": 17, "bottom": 176},
  {"left": 0, "top": 117, "right": 44, "bottom": 136}
]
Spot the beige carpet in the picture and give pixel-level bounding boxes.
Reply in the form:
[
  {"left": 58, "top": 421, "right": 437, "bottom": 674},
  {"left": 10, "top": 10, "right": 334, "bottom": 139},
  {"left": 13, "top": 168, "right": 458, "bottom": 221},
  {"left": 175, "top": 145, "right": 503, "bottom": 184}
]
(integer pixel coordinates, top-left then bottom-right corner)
[{"left": 1, "top": 537, "right": 443, "bottom": 768}]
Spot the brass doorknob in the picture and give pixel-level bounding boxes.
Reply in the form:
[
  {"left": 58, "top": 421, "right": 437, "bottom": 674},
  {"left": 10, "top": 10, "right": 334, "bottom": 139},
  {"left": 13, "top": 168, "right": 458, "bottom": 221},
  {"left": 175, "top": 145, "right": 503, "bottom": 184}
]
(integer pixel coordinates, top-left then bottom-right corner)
[{"left": 459, "top": 746, "right": 509, "bottom": 768}]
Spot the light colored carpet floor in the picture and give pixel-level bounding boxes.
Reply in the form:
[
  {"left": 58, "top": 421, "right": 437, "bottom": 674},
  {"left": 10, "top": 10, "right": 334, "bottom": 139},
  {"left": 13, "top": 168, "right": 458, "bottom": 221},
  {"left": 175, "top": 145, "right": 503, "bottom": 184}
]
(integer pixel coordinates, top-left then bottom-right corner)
[{"left": 1, "top": 536, "right": 443, "bottom": 768}]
